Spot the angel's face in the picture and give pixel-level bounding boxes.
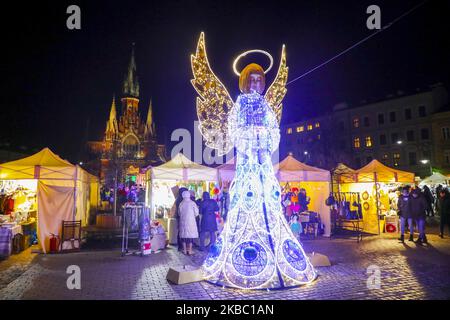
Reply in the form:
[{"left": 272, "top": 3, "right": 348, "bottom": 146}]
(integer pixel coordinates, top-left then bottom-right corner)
[{"left": 249, "top": 73, "right": 264, "bottom": 94}]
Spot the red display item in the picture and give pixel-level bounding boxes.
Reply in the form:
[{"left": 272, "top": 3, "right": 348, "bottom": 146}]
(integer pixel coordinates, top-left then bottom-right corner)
[{"left": 386, "top": 223, "right": 397, "bottom": 233}]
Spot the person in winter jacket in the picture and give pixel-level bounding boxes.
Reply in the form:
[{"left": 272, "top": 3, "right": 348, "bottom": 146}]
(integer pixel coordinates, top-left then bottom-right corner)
[
  {"left": 422, "top": 185, "right": 435, "bottom": 217},
  {"left": 397, "top": 186, "right": 413, "bottom": 242},
  {"left": 437, "top": 188, "right": 450, "bottom": 238},
  {"left": 408, "top": 188, "right": 428, "bottom": 244},
  {"left": 178, "top": 190, "right": 199, "bottom": 255},
  {"left": 199, "top": 192, "right": 219, "bottom": 251}
]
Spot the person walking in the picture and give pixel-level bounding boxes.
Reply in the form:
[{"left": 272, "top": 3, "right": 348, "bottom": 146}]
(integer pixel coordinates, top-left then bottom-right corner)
[
  {"left": 178, "top": 190, "right": 199, "bottom": 255},
  {"left": 409, "top": 188, "right": 428, "bottom": 245},
  {"left": 397, "top": 186, "right": 413, "bottom": 242},
  {"left": 199, "top": 192, "right": 219, "bottom": 251},
  {"left": 173, "top": 187, "right": 188, "bottom": 251},
  {"left": 423, "top": 185, "right": 435, "bottom": 217},
  {"left": 437, "top": 188, "right": 450, "bottom": 238}
]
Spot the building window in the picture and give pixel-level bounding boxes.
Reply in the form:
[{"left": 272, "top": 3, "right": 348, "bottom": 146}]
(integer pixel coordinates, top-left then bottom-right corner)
[
  {"left": 393, "top": 153, "right": 401, "bottom": 167},
  {"left": 287, "top": 128, "right": 292, "bottom": 134},
  {"left": 363, "top": 117, "right": 370, "bottom": 127},
  {"left": 365, "top": 136, "right": 373, "bottom": 147},
  {"left": 445, "top": 150, "right": 450, "bottom": 164},
  {"left": 408, "top": 152, "right": 417, "bottom": 166},
  {"left": 353, "top": 118, "right": 360, "bottom": 128},
  {"left": 389, "top": 111, "right": 396, "bottom": 123},
  {"left": 442, "top": 127, "right": 450, "bottom": 140},
  {"left": 404, "top": 108, "right": 412, "bottom": 120},
  {"left": 406, "top": 130, "right": 415, "bottom": 142},
  {"left": 379, "top": 134, "right": 387, "bottom": 145},
  {"left": 296, "top": 126, "right": 304, "bottom": 133},
  {"left": 354, "top": 137, "right": 361, "bottom": 148},
  {"left": 382, "top": 153, "right": 389, "bottom": 165},
  {"left": 315, "top": 122, "right": 320, "bottom": 128},
  {"left": 391, "top": 133, "right": 400, "bottom": 144},
  {"left": 421, "top": 128, "right": 429, "bottom": 140},
  {"left": 419, "top": 106, "right": 427, "bottom": 117},
  {"left": 307, "top": 124, "right": 313, "bottom": 131},
  {"left": 378, "top": 114, "right": 385, "bottom": 125}
]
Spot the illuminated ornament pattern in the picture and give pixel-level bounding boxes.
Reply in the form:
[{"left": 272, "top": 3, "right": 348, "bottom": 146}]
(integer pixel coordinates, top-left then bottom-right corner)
[
  {"left": 191, "top": 33, "right": 316, "bottom": 290},
  {"left": 191, "top": 32, "right": 289, "bottom": 156},
  {"left": 201, "top": 93, "right": 316, "bottom": 289}
]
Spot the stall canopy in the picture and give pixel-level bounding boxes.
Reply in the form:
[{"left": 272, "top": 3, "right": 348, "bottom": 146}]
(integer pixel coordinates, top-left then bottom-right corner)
[
  {"left": 332, "top": 163, "right": 356, "bottom": 185},
  {"left": 336, "top": 159, "right": 415, "bottom": 235},
  {"left": 273, "top": 155, "right": 331, "bottom": 237},
  {"left": 150, "top": 153, "right": 217, "bottom": 181},
  {"left": 0, "top": 148, "right": 99, "bottom": 253},
  {"left": 419, "top": 172, "right": 450, "bottom": 186},
  {"left": 216, "top": 157, "right": 236, "bottom": 183},
  {"left": 274, "top": 155, "right": 331, "bottom": 182},
  {"left": 354, "top": 159, "right": 415, "bottom": 183}
]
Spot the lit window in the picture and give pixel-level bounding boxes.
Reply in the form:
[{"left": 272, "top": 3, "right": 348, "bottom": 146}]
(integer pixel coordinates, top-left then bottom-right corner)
[
  {"left": 317, "top": 134, "right": 321, "bottom": 140},
  {"left": 393, "top": 153, "right": 401, "bottom": 167},
  {"left": 315, "top": 122, "right": 320, "bottom": 128},
  {"left": 353, "top": 118, "right": 360, "bottom": 128},
  {"left": 354, "top": 137, "right": 361, "bottom": 148},
  {"left": 296, "top": 126, "right": 304, "bottom": 133},
  {"left": 307, "top": 124, "right": 313, "bottom": 131},
  {"left": 287, "top": 128, "right": 293, "bottom": 134},
  {"left": 365, "top": 136, "right": 372, "bottom": 147}
]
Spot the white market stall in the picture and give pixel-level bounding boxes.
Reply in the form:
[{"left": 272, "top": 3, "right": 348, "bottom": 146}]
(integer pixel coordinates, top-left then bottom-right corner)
[
  {"left": 145, "top": 153, "right": 218, "bottom": 220},
  {"left": 273, "top": 155, "right": 332, "bottom": 237},
  {"left": 336, "top": 160, "right": 415, "bottom": 235},
  {"left": 0, "top": 148, "right": 99, "bottom": 253},
  {"left": 419, "top": 172, "right": 450, "bottom": 186},
  {"left": 145, "top": 153, "right": 218, "bottom": 245}
]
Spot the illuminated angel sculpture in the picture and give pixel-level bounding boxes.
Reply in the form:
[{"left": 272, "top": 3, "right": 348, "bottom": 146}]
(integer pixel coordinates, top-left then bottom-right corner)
[{"left": 191, "top": 33, "right": 316, "bottom": 289}]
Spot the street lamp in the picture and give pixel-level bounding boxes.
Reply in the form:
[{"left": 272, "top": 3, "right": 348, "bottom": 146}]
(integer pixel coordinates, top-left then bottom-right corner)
[
  {"left": 420, "top": 159, "right": 432, "bottom": 176},
  {"left": 397, "top": 140, "right": 403, "bottom": 145}
]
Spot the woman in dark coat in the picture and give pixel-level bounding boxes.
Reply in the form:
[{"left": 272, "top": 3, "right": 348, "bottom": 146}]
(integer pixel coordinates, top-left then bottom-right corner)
[
  {"left": 199, "top": 192, "right": 219, "bottom": 251},
  {"left": 408, "top": 188, "right": 428, "bottom": 244},
  {"left": 437, "top": 188, "right": 450, "bottom": 238}
]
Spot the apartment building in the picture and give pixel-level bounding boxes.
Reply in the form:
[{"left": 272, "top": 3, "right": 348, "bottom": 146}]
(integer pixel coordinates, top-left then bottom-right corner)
[{"left": 281, "top": 84, "right": 449, "bottom": 178}]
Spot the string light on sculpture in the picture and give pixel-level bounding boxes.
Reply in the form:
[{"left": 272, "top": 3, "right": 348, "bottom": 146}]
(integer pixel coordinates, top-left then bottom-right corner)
[
  {"left": 233, "top": 50, "right": 274, "bottom": 76},
  {"left": 191, "top": 32, "right": 316, "bottom": 290}
]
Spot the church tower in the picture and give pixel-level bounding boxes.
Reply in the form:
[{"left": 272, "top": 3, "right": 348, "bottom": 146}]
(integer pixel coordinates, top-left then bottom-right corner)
[{"left": 88, "top": 45, "right": 166, "bottom": 187}]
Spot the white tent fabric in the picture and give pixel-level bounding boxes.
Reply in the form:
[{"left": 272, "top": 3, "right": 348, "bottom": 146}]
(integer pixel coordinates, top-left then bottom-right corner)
[
  {"left": 216, "top": 157, "right": 236, "bottom": 182},
  {"left": 273, "top": 155, "right": 331, "bottom": 237},
  {"left": 273, "top": 155, "right": 331, "bottom": 182},
  {"left": 420, "top": 172, "right": 450, "bottom": 185},
  {"left": 151, "top": 153, "right": 217, "bottom": 181},
  {"left": 0, "top": 148, "right": 99, "bottom": 253}
]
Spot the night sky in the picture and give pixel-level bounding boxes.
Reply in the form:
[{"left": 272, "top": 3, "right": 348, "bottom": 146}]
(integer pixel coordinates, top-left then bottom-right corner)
[{"left": 1, "top": 0, "right": 449, "bottom": 163}]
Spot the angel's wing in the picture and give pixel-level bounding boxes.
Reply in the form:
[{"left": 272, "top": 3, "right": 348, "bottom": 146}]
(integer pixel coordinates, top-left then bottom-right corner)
[
  {"left": 264, "top": 45, "right": 288, "bottom": 123},
  {"left": 191, "top": 32, "right": 234, "bottom": 156}
]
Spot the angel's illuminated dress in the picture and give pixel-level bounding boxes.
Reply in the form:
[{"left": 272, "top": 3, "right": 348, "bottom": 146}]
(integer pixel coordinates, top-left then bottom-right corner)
[{"left": 191, "top": 33, "right": 316, "bottom": 289}]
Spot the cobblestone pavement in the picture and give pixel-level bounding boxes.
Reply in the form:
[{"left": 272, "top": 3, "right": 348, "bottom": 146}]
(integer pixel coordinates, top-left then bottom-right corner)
[{"left": 1, "top": 233, "right": 450, "bottom": 300}]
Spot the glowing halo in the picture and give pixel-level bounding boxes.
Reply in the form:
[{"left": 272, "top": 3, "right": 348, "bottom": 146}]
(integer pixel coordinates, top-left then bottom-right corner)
[{"left": 233, "top": 49, "right": 273, "bottom": 76}]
